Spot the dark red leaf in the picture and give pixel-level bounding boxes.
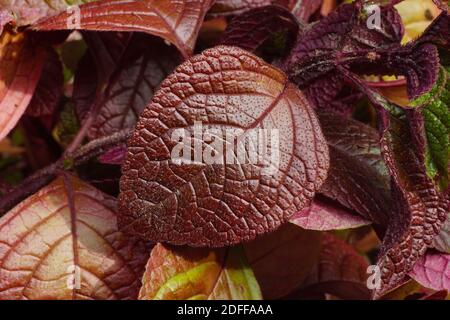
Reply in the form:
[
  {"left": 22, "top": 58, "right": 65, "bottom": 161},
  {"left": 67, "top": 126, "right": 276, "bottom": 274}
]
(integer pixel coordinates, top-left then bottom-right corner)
[
  {"left": 118, "top": 46, "right": 329, "bottom": 247},
  {"left": 98, "top": 145, "right": 127, "bottom": 165},
  {"left": 244, "top": 223, "right": 322, "bottom": 299},
  {"left": 219, "top": 5, "right": 299, "bottom": 56},
  {"left": 318, "top": 113, "right": 391, "bottom": 226},
  {"left": 293, "top": 233, "right": 370, "bottom": 300},
  {"left": 374, "top": 108, "right": 447, "bottom": 298},
  {"left": 80, "top": 34, "right": 179, "bottom": 140},
  {"left": 33, "top": 0, "right": 214, "bottom": 58},
  {"left": 26, "top": 47, "right": 63, "bottom": 117}
]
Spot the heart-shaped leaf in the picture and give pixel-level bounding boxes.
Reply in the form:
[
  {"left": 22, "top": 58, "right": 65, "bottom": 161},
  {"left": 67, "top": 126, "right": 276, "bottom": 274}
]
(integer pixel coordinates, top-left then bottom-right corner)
[
  {"left": 0, "top": 175, "right": 149, "bottom": 300},
  {"left": 118, "top": 45, "right": 329, "bottom": 247},
  {"left": 0, "top": 31, "right": 45, "bottom": 141},
  {"left": 139, "top": 244, "right": 261, "bottom": 300},
  {"left": 33, "top": 0, "right": 214, "bottom": 58}
]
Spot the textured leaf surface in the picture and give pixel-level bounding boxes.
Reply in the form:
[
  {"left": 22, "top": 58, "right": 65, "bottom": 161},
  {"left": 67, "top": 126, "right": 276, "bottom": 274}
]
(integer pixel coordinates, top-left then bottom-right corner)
[
  {"left": 0, "top": 31, "right": 45, "bottom": 141},
  {"left": 375, "top": 108, "right": 447, "bottom": 298},
  {"left": 0, "top": 175, "right": 149, "bottom": 300},
  {"left": 118, "top": 45, "right": 329, "bottom": 247},
  {"left": 81, "top": 34, "right": 179, "bottom": 140},
  {"left": 295, "top": 233, "right": 370, "bottom": 300},
  {"left": 26, "top": 47, "right": 63, "bottom": 117},
  {"left": 244, "top": 223, "right": 321, "bottom": 299},
  {"left": 318, "top": 113, "right": 391, "bottom": 226},
  {"left": 139, "top": 244, "right": 261, "bottom": 300},
  {"left": 410, "top": 250, "right": 450, "bottom": 291},
  {"left": 33, "top": 0, "right": 214, "bottom": 57},
  {"left": 290, "top": 197, "right": 371, "bottom": 231},
  {"left": 219, "top": 5, "right": 299, "bottom": 54}
]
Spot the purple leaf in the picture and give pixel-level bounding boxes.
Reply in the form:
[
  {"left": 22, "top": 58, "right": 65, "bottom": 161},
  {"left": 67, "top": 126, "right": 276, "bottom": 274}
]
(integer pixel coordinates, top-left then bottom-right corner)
[
  {"left": 98, "top": 144, "right": 127, "bottom": 165},
  {"left": 219, "top": 5, "right": 299, "bottom": 56},
  {"left": 410, "top": 250, "right": 450, "bottom": 291}
]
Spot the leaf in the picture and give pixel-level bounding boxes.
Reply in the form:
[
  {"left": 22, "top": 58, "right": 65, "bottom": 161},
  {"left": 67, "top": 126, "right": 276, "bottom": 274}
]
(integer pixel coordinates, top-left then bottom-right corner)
[
  {"left": 293, "top": 233, "right": 370, "bottom": 300},
  {"left": 244, "top": 223, "right": 322, "bottom": 299},
  {"left": 33, "top": 0, "right": 215, "bottom": 58},
  {"left": 375, "top": 107, "right": 447, "bottom": 298},
  {"left": 290, "top": 196, "right": 371, "bottom": 231},
  {"left": 282, "top": 0, "right": 322, "bottom": 22},
  {"left": 318, "top": 113, "right": 391, "bottom": 226},
  {"left": 0, "top": 9, "right": 13, "bottom": 34},
  {"left": 410, "top": 250, "right": 450, "bottom": 291},
  {"left": 219, "top": 5, "right": 299, "bottom": 56},
  {"left": 413, "top": 67, "right": 450, "bottom": 189},
  {"left": 139, "top": 244, "right": 261, "bottom": 300},
  {"left": 0, "top": 31, "right": 45, "bottom": 141},
  {"left": 0, "top": 175, "right": 149, "bottom": 299},
  {"left": 433, "top": 200, "right": 450, "bottom": 253},
  {"left": 26, "top": 47, "right": 64, "bottom": 117},
  {"left": 0, "top": 0, "right": 99, "bottom": 26},
  {"left": 80, "top": 34, "right": 179, "bottom": 140},
  {"left": 208, "top": 0, "right": 273, "bottom": 17},
  {"left": 118, "top": 45, "right": 329, "bottom": 247}
]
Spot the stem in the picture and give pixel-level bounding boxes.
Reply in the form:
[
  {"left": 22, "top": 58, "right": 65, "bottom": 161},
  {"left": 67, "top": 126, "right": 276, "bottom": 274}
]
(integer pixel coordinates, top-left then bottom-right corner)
[{"left": 0, "top": 129, "right": 132, "bottom": 216}]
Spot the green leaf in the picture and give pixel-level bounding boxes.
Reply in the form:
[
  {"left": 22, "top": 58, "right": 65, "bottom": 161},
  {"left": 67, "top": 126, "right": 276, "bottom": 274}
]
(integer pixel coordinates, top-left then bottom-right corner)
[{"left": 414, "top": 67, "right": 450, "bottom": 189}]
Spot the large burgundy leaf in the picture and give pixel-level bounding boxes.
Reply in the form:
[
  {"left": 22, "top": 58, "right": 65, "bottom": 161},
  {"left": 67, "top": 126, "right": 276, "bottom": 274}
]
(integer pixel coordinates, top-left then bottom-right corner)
[
  {"left": 375, "top": 108, "right": 447, "bottom": 298},
  {"left": 118, "top": 45, "right": 329, "bottom": 247},
  {"left": 219, "top": 5, "right": 299, "bottom": 55},
  {"left": 33, "top": 0, "right": 214, "bottom": 58},
  {"left": 78, "top": 34, "right": 179, "bottom": 140},
  {"left": 26, "top": 47, "right": 63, "bottom": 117},
  {"left": 0, "top": 31, "right": 45, "bottom": 141},
  {"left": 410, "top": 250, "right": 450, "bottom": 291},
  {"left": 290, "top": 196, "right": 371, "bottom": 231},
  {"left": 318, "top": 113, "right": 391, "bottom": 226},
  {"left": 244, "top": 223, "right": 322, "bottom": 299},
  {"left": 293, "top": 233, "right": 370, "bottom": 300},
  {"left": 0, "top": 175, "right": 149, "bottom": 299},
  {"left": 139, "top": 244, "right": 261, "bottom": 299}
]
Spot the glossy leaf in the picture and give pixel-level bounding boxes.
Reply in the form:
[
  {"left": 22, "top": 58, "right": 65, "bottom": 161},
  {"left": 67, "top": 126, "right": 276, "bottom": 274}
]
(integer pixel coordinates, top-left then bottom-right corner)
[
  {"left": 33, "top": 0, "right": 214, "bottom": 58},
  {"left": 290, "top": 197, "right": 371, "bottom": 231},
  {"left": 219, "top": 5, "right": 299, "bottom": 55},
  {"left": 0, "top": 175, "right": 149, "bottom": 299},
  {"left": 0, "top": 31, "right": 45, "bottom": 141},
  {"left": 26, "top": 47, "right": 64, "bottom": 117},
  {"left": 244, "top": 223, "right": 322, "bottom": 299},
  {"left": 410, "top": 250, "right": 450, "bottom": 291},
  {"left": 139, "top": 244, "right": 262, "bottom": 300},
  {"left": 118, "top": 45, "right": 329, "bottom": 247}
]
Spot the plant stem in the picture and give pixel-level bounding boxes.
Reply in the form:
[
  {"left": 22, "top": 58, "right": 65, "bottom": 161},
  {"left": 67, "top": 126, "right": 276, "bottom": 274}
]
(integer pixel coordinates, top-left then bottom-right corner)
[{"left": 0, "top": 129, "right": 132, "bottom": 215}]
